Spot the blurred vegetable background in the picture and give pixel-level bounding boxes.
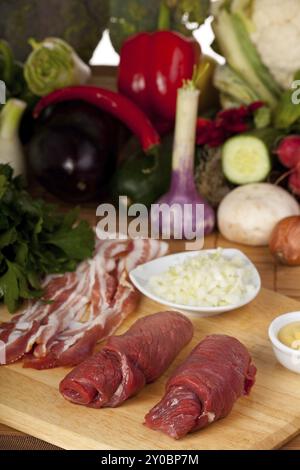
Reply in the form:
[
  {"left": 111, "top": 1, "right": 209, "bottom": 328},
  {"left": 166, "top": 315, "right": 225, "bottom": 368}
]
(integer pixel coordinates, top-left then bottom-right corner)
[
  {"left": 0, "top": 0, "right": 210, "bottom": 61},
  {"left": 109, "top": 0, "right": 210, "bottom": 52},
  {"left": 0, "top": 0, "right": 110, "bottom": 62}
]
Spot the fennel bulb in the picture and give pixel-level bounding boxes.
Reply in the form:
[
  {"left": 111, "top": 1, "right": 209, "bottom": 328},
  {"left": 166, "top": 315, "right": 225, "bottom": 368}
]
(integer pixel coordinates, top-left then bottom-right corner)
[{"left": 24, "top": 37, "right": 91, "bottom": 97}]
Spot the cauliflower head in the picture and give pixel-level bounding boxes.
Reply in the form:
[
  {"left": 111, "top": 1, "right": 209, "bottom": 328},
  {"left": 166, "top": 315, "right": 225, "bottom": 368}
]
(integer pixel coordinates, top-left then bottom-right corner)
[{"left": 251, "top": 0, "right": 300, "bottom": 89}]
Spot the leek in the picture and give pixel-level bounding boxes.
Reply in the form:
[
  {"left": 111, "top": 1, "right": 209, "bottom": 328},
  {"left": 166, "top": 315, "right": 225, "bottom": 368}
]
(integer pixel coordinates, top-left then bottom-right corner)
[
  {"left": 0, "top": 99, "right": 27, "bottom": 176},
  {"left": 214, "top": 64, "right": 260, "bottom": 106},
  {"left": 212, "top": 4, "right": 281, "bottom": 109}
]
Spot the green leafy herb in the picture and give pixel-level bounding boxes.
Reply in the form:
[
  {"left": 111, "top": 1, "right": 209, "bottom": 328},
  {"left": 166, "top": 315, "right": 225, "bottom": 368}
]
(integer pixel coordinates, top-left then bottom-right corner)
[{"left": 0, "top": 164, "right": 94, "bottom": 312}]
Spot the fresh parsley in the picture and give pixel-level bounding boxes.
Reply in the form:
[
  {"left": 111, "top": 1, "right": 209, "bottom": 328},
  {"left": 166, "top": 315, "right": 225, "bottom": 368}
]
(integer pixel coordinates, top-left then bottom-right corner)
[{"left": 0, "top": 164, "right": 95, "bottom": 312}]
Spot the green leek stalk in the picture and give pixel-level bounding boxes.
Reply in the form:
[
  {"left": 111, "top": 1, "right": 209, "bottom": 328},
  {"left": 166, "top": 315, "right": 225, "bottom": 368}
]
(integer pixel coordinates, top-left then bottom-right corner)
[
  {"left": 0, "top": 39, "right": 14, "bottom": 85},
  {"left": 212, "top": 6, "right": 281, "bottom": 109},
  {"left": 214, "top": 64, "right": 260, "bottom": 107},
  {"left": 0, "top": 99, "right": 27, "bottom": 176},
  {"left": 157, "top": 1, "right": 171, "bottom": 30}
]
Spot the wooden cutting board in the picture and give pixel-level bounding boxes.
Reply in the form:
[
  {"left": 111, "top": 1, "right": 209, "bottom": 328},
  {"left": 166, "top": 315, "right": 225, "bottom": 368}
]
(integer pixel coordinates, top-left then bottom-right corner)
[{"left": 1, "top": 288, "right": 300, "bottom": 450}]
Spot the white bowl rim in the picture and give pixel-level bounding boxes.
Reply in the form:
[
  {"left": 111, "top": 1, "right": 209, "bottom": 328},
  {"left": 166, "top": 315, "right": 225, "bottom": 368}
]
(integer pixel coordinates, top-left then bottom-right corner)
[
  {"left": 129, "top": 247, "right": 261, "bottom": 313},
  {"left": 268, "top": 311, "right": 300, "bottom": 355}
]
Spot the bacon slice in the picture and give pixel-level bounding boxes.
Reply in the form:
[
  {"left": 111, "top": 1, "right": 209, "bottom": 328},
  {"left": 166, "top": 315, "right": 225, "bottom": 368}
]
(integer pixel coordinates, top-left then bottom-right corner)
[
  {"left": 0, "top": 272, "right": 80, "bottom": 363},
  {"left": 144, "top": 335, "right": 257, "bottom": 439},
  {"left": 0, "top": 238, "right": 168, "bottom": 368},
  {"left": 59, "top": 311, "right": 194, "bottom": 407},
  {"left": 23, "top": 275, "right": 140, "bottom": 369}
]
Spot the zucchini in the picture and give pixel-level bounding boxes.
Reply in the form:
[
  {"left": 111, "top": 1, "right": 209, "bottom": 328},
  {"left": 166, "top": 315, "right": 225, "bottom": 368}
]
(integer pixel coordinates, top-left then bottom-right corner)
[
  {"left": 222, "top": 134, "right": 271, "bottom": 185},
  {"left": 222, "top": 128, "right": 284, "bottom": 185}
]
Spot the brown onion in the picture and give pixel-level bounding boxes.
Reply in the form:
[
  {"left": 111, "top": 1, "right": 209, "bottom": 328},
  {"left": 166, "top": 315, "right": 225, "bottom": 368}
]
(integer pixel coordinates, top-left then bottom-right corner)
[{"left": 269, "top": 216, "right": 300, "bottom": 265}]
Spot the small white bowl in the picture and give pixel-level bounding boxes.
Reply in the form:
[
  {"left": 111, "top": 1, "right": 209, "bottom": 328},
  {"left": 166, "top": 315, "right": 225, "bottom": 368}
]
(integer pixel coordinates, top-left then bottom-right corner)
[
  {"left": 269, "top": 312, "right": 300, "bottom": 374},
  {"left": 129, "top": 248, "right": 261, "bottom": 317}
]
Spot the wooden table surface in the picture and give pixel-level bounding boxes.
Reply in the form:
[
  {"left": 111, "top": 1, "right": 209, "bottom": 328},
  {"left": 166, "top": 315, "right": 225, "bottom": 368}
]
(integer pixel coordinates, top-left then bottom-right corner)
[{"left": 1, "top": 213, "right": 300, "bottom": 449}]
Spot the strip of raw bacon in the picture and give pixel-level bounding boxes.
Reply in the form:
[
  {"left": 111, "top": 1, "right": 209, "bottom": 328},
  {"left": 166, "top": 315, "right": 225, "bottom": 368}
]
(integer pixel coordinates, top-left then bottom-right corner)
[
  {"left": 23, "top": 240, "right": 134, "bottom": 366},
  {"left": 23, "top": 275, "right": 140, "bottom": 369},
  {"left": 29, "top": 239, "right": 129, "bottom": 360},
  {"left": 0, "top": 239, "right": 128, "bottom": 366},
  {"left": 29, "top": 263, "right": 92, "bottom": 359},
  {"left": 0, "top": 272, "right": 79, "bottom": 363},
  {"left": 21, "top": 240, "right": 129, "bottom": 367},
  {"left": 117, "top": 239, "right": 167, "bottom": 276},
  {"left": 144, "top": 335, "right": 257, "bottom": 439},
  {"left": 22, "top": 238, "right": 168, "bottom": 369}
]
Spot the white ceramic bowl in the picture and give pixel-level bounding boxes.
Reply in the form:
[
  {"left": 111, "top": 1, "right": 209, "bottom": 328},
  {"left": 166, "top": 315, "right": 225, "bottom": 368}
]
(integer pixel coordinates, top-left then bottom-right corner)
[
  {"left": 129, "top": 248, "right": 261, "bottom": 317},
  {"left": 269, "top": 312, "right": 300, "bottom": 374}
]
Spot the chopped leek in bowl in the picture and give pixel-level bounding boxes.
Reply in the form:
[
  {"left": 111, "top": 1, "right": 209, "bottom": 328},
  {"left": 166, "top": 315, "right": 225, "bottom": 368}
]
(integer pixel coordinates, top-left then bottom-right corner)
[{"left": 129, "top": 248, "right": 261, "bottom": 316}]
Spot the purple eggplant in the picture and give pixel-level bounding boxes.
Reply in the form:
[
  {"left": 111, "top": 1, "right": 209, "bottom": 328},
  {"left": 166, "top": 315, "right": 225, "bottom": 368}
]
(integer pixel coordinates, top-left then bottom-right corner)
[{"left": 28, "top": 102, "right": 126, "bottom": 202}]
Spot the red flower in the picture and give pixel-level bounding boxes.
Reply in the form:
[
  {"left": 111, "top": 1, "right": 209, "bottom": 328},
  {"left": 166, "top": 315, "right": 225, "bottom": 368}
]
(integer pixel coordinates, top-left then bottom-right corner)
[
  {"left": 248, "top": 101, "right": 264, "bottom": 113},
  {"left": 217, "top": 106, "right": 250, "bottom": 134},
  {"left": 196, "top": 102, "right": 265, "bottom": 148},
  {"left": 196, "top": 118, "right": 226, "bottom": 147}
]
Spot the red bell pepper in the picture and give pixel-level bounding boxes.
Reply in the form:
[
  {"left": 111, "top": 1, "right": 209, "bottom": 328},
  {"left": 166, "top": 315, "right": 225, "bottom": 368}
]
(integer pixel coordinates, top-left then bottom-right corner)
[
  {"left": 33, "top": 86, "right": 160, "bottom": 154},
  {"left": 118, "top": 31, "right": 201, "bottom": 134}
]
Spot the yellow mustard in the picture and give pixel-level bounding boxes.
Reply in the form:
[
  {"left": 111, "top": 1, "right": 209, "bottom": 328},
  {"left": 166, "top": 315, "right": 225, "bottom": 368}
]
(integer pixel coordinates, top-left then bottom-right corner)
[{"left": 278, "top": 322, "right": 300, "bottom": 350}]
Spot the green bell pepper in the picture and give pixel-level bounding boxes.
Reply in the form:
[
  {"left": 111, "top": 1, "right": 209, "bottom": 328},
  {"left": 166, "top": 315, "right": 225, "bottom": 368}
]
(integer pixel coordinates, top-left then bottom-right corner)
[{"left": 111, "top": 134, "right": 173, "bottom": 207}]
